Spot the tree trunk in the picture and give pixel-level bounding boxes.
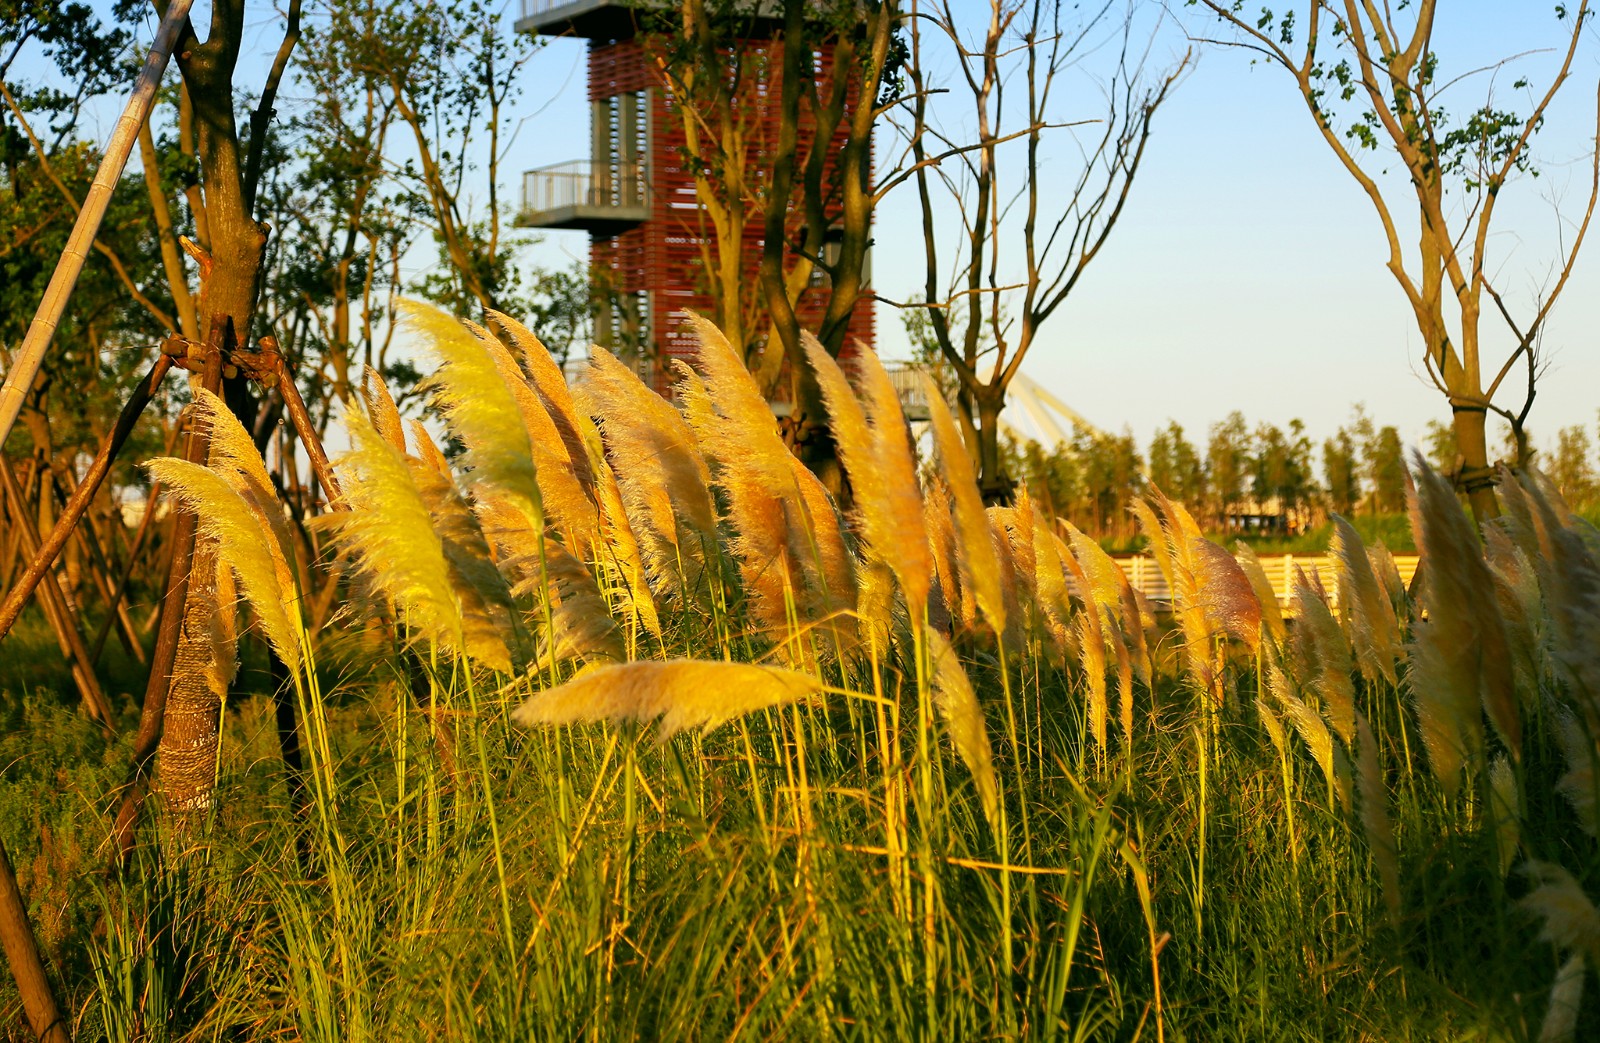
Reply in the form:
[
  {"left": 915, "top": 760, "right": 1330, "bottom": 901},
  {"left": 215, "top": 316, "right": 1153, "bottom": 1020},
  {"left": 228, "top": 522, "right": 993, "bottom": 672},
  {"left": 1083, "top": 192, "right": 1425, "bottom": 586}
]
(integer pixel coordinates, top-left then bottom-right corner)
[{"left": 1451, "top": 406, "right": 1500, "bottom": 523}]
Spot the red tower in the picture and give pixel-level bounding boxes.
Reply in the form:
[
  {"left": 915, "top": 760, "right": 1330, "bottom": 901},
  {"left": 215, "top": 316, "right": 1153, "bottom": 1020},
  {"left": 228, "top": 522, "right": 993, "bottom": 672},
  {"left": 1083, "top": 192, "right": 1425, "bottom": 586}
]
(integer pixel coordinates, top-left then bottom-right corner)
[{"left": 514, "top": 0, "right": 874, "bottom": 391}]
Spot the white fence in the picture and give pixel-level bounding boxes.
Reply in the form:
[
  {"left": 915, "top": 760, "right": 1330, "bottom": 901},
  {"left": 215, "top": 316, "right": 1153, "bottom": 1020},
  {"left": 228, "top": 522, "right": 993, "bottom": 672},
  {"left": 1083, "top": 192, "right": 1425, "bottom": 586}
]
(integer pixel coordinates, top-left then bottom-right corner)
[{"left": 1106, "top": 553, "right": 1419, "bottom": 611}]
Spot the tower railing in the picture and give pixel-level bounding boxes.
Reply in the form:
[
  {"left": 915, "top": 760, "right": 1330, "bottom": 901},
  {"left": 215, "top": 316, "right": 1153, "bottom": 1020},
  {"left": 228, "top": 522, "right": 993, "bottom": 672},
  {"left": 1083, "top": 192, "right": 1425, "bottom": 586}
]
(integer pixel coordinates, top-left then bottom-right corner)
[{"left": 520, "top": 160, "right": 646, "bottom": 217}]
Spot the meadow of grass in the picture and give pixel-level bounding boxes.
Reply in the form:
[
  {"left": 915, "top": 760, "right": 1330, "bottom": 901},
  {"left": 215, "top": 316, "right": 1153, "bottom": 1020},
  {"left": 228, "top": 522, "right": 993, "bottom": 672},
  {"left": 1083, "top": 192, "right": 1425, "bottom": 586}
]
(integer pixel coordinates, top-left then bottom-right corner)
[{"left": 2, "top": 302, "right": 1597, "bottom": 1041}]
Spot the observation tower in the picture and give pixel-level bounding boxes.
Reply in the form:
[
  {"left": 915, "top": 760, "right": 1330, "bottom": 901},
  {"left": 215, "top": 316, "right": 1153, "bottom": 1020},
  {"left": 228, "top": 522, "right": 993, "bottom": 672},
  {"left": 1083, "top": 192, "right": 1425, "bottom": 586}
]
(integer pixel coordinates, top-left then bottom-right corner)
[{"left": 514, "top": 0, "right": 875, "bottom": 390}]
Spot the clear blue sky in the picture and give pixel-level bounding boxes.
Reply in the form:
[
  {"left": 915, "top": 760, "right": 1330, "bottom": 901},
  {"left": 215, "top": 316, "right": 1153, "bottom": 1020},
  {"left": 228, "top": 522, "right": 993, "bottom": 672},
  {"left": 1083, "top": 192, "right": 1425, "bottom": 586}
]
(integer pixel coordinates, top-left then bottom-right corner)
[{"left": 37, "top": 1, "right": 1600, "bottom": 452}]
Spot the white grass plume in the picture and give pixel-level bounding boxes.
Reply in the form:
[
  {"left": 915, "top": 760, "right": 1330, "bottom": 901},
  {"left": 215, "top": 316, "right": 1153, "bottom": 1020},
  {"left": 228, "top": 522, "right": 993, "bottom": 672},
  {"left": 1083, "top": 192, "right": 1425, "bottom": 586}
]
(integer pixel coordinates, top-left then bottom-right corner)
[
  {"left": 1233, "top": 542, "right": 1286, "bottom": 648},
  {"left": 145, "top": 457, "right": 301, "bottom": 676},
  {"left": 1292, "top": 568, "right": 1356, "bottom": 746},
  {"left": 1330, "top": 515, "right": 1400, "bottom": 685},
  {"left": 926, "top": 629, "right": 1001, "bottom": 832},
  {"left": 1521, "top": 861, "right": 1600, "bottom": 965},
  {"left": 361, "top": 365, "right": 407, "bottom": 455},
  {"left": 323, "top": 405, "right": 488, "bottom": 669},
  {"left": 804, "top": 335, "right": 930, "bottom": 614},
  {"left": 1408, "top": 455, "right": 1520, "bottom": 761},
  {"left": 485, "top": 309, "right": 594, "bottom": 491},
  {"left": 1354, "top": 710, "right": 1400, "bottom": 917},
  {"left": 404, "top": 300, "right": 544, "bottom": 536},
  {"left": 923, "top": 371, "right": 1004, "bottom": 636},
  {"left": 511, "top": 659, "right": 822, "bottom": 742}
]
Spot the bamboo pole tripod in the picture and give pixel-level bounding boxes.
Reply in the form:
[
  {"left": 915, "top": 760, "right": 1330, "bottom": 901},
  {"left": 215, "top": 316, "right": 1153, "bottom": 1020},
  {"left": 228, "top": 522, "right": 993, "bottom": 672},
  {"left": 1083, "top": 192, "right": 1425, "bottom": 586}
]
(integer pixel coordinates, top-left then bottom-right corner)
[{"left": 0, "top": 313, "right": 345, "bottom": 1040}]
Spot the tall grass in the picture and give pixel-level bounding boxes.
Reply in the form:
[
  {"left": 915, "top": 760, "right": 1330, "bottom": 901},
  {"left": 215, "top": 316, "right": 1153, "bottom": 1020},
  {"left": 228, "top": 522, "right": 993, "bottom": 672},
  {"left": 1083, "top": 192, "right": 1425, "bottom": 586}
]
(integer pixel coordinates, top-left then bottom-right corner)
[{"left": 8, "top": 304, "right": 1600, "bottom": 1040}]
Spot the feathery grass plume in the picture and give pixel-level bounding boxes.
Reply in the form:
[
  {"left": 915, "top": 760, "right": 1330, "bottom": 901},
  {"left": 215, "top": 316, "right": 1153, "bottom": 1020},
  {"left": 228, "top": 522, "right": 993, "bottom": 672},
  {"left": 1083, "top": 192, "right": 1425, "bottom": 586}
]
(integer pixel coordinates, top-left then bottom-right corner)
[
  {"left": 578, "top": 347, "right": 718, "bottom": 600},
  {"left": 411, "top": 466, "right": 517, "bottom": 671},
  {"left": 1291, "top": 568, "right": 1356, "bottom": 745},
  {"left": 480, "top": 330, "right": 598, "bottom": 556},
  {"left": 1110, "top": 618, "right": 1135, "bottom": 745},
  {"left": 485, "top": 308, "right": 594, "bottom": 491},
  {"left": 1255, "top": 695, "right": 1289, "bottom": 758},
  {"left": 1028, "top": 517, "right": 1073, "bottom": 660},
  {"left": 1489, "top": 756, "right": 1520, "bottom": 878},
  {"left": 511, "top": 659, "right": 822, "bottom": 742},
  {"left": 1233, "top": 542, "right": 1287, "bottom": 648},
  {"left": 1537, "top": 953, "right": 1584, "bottom": 1043},
  {"left": 1554, "top": 712, "right": 1598, "bottom": 836},
  {"left": 991, "top": 505, "right": 1040, "bottom": 631},
  {"left": 1131, "top": 497, "right": 1176, "bottom": 593},
  {"left": 672, "top": 346, "right": 806, "bottom": 643},
  {"left": 1408, "top": 454, "right": 1520, "bottom": 760},
  {"left": 924, "top": 479, "right": 967, "bottom": 629},
  {"left": 404, "top": 300, "right": 544, "bottom": 536},
  {"left": 806, "top": 334, "right": 935, "bottom": 617},
  {"left": 322, "top": 406, "right": 490, "bottom": 668},
  {"left": 1367, "top": 542, "right": 1408, "bottom": 615},
  {"left": 145, "top": 457, "right": 301, "bottom": 675},
  {"left": 1329, "top": 515, "right": 1400, "bottom": 685},
  {"left": 1268, "top": 648, "right": 1349, "bottom": 808},
  {"left": 986, "top": 510, "right": 1026, "bottom": 652},
  {"left": 1064, "top": 520, "right": 1152, "bottom": 685},
  {"left": 1074, "top": 605, "right": 1110, "bottom": 752},
  {"left": 191, "top": 389, "right": 298, "bottom": 563},
  {"left": 528, "top": 541, "right": 625, "bottom": 668},
  {"left": 1354, "top": 710, "right": 1400, "bottom": 917},
  {"left": 849, "top": 343, "right": 933, "bottom": 613},
  {"left": 856, "top": 558, "right": 898, "bottom": 646},
  {"left": 789, "top": 454, "right": 857, "bottom": 621},
  {"left": 1409, "top": 622, "right": 1483, "bottom": 801},
  {"left": 1484, "top": 525, "right": 1544, "bottom": 701},
  {"left": 409, "top": 419, "right": 452, "bottom": 477},
  {"left": 1189, "top": 536, "right": 1262, "bottom": 653},
  {"left": 1521, "top": 861, "right": 1600, "bottom": 965},
  {"left": 1505, "top": 467, "right": 1600, "bottom": 728},
  {"left": 926, "top": 629, "right": 1001, "bottom": 833},
  {"left": 361, "top": 365, "right": 407, "bottom": 455},
  {"left": 589, "top": 447, "right": 661, "bottom": 640},
  {"left": 1138, "top": 490, "right": 1216, "bottom": 695},
  {"left": 921, "top": 371, "right": 1004, "bottom": 635}
]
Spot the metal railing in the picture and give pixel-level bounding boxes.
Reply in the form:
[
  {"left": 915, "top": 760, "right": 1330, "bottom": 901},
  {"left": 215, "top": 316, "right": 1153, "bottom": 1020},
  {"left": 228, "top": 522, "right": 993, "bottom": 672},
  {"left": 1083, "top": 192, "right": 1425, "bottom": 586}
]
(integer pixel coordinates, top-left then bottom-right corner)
[{"left": 521, "top": 160, "right": 646, "bottom": 216}]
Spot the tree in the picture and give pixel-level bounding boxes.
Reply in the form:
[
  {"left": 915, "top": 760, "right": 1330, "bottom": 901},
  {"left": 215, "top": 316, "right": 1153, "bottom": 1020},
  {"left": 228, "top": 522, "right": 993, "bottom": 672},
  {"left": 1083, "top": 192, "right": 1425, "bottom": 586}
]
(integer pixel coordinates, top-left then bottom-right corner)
[
  {"left": 907, "top": 0, "right": 1186, "bottom": 500},
  {"left": 1548, "top": 425, "right": 1597, "bottom": 507},
  {"left": 1190, "top": 0, "right": 1600, "bottom": 521},
  {"left": 1365, "top": 424, "right": 1406, "bottom": 514},
  {"left": 1149, "top": 420, "right": 1206, "bottom": 505},
  {"left": 1252, "top": 419, "right": 1315, "bottom": 529},
  {"left": 1207, "top": 410, "right": 1250, "bottom": 530},
  {"left": 1322, "top": 428, "right": 1360, "bottom": 516}
]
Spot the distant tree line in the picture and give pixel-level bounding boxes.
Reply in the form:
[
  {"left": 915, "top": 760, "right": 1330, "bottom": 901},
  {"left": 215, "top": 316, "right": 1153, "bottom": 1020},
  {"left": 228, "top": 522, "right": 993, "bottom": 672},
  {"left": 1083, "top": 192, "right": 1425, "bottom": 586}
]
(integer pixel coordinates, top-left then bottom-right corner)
[{"left": 1006, "top": 408, "right": 1600, "bottom": 542}]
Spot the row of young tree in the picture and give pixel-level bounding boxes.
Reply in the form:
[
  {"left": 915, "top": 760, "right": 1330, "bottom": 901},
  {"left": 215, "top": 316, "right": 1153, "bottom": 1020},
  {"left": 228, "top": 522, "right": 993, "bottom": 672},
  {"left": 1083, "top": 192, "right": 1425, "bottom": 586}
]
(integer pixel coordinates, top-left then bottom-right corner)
[{"left": 1007, "top": 408, "right": 1600, "bottom": 543}]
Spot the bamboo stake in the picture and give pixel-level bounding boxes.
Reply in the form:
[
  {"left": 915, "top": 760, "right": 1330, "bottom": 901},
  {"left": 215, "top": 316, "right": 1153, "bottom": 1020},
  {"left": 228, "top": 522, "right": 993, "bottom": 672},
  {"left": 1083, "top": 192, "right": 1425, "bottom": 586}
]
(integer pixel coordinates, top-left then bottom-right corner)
[
  {"left": 0, "top": 0, "right": 195, "bottom": 453},
  {"left": 90, "top": 481, "right": 162, "bottom": 664},
  {"left": 0, "top": 356, "right": 173, "bottom": 646},
  {"left": 0, "top": 838, "right": 69, "bottom": 1043},
  {"left": 0, "top": 459, "right": 115, "bottom": 729}
]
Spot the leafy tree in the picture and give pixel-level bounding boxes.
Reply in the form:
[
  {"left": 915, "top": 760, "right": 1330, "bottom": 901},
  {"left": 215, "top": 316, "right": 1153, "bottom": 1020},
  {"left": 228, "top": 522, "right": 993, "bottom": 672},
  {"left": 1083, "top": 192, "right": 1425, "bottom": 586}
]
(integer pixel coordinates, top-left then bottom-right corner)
[
  {"left": 1149, "top": 421, "right": 1206, "bottom": 506},
  {"left": 1191, "top": 0, "right": 1600, "bottom": 521},
  {"left": 1548, "top": 425, "right": 1597, "bottom": 507},
  {"left": 1365, "top": 425, "right": 1407, "bottom": 514},
  {"left": 1252, "top": 419, "right": 1315, "bottom": 526},
  {"left": 1207, "top": 411, "right": 1250, "bottom": 530},
  {"left": 1322, "top": 429, "right": 1360, "bottom": 516}
]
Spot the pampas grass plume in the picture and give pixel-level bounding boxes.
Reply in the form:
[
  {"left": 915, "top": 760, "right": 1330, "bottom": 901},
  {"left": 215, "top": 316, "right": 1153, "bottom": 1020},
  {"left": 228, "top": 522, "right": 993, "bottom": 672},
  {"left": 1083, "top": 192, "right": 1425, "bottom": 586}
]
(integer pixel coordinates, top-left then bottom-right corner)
[
  {"left": 512, "top": 659, "right": 822, "bottom": 741},
  {"left": 926, "top": 629, "right": 1001, "bottom": 832}
]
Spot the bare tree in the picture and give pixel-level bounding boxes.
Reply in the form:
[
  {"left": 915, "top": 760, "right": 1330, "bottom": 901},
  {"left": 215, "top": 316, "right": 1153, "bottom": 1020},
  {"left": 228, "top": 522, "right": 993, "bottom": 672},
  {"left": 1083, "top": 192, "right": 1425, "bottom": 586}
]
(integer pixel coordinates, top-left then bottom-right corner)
[
  {"left": 1190, "top": 0, "right": 1599, "bottom": 522},
  {"left": 907, "top": 0, "right": 1186, "bottom": 501}
]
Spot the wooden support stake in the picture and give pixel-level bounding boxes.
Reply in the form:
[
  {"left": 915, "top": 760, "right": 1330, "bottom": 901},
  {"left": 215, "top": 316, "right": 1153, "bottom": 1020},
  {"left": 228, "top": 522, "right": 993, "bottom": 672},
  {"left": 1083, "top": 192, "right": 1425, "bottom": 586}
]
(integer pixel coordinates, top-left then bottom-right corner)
[
  {"left": 0, "top": 355, "right": 173, "bottom": 646},
  {"left": 0, "top": 837, "right": 69, "bottom": 1043},
  {"left": 0, "top": 460, "right": 114, "bottom": 730}
]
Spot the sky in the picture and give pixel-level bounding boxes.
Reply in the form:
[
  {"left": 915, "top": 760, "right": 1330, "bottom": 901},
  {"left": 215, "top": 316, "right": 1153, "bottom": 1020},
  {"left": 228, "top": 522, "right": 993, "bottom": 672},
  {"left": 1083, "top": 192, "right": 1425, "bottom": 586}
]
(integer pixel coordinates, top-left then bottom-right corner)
[{"left": 27, "top": 0, "right": 1600, "bottom": 453}]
